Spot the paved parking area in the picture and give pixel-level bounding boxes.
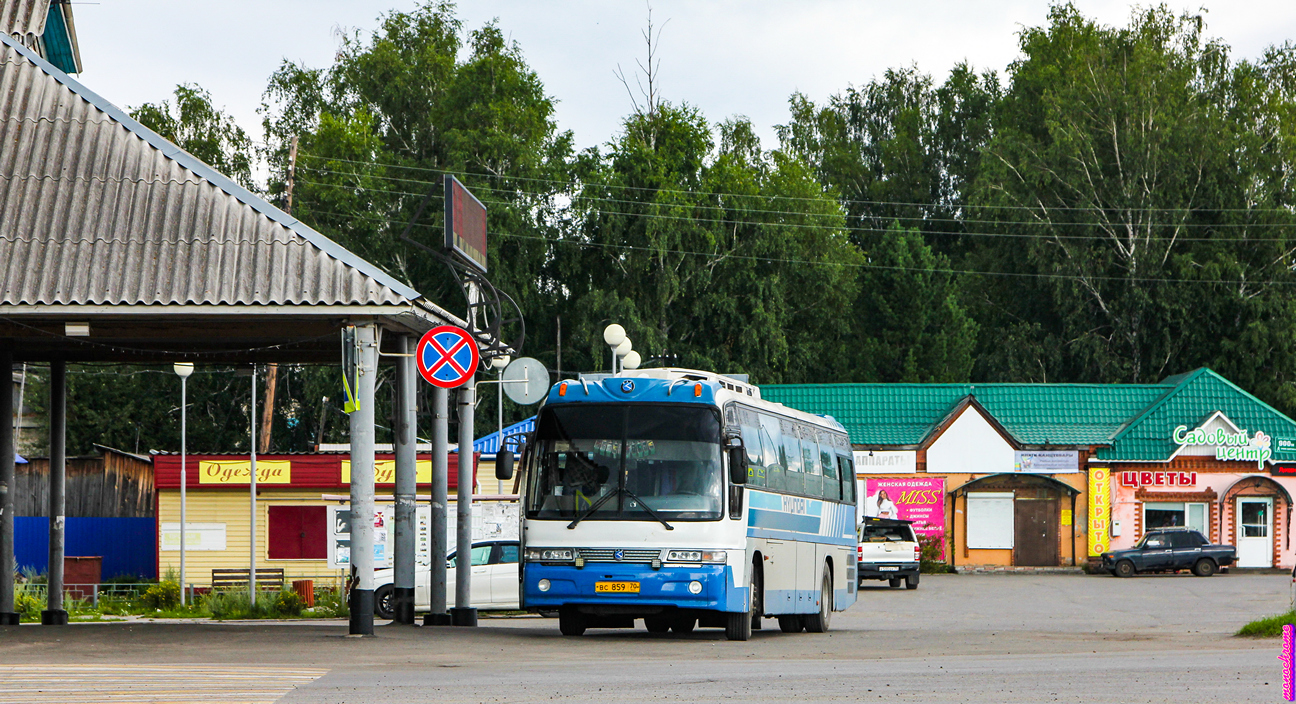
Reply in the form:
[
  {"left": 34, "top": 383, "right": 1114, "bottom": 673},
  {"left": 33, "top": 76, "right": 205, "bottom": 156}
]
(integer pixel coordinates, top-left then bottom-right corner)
[{"left": 0, "top": 573, "right": 1288, "bottom": 703}]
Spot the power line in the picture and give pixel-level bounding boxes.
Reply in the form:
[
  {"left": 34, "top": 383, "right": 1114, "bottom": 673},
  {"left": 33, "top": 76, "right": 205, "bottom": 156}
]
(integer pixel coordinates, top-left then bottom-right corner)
[
  {"left": 296, "top": 152, "right": 1296, "bottom": 215},
  {"left": 298, "top": 162, "right": 1296, "bottom": 230},
  {"left": 293, "top": 204, "right": 1296, "bottom": 288},
  {"left": 293, "top": 178, "right": 1296, "bottom": 244}
]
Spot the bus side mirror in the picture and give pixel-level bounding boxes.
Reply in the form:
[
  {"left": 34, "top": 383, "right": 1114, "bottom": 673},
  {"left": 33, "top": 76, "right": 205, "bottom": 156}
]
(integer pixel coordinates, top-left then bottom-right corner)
[
  {"left": 496, "top": 450, "right": 515, "bottom": 481},
  {"left": 727, "top": 438, "right": 747, "bottom": 485}
]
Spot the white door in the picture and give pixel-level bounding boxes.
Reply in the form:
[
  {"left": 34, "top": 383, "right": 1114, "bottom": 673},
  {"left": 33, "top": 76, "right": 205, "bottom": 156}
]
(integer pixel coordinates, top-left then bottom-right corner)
[
  {"left": 490, "top": 544, "right": 520, "bottom": 608},
  {"left": 447, "top": 544, "right": 494, "bottom": 608},
  {"left": 1237, "top": 497, "right": 1273, "bottom": 568}
]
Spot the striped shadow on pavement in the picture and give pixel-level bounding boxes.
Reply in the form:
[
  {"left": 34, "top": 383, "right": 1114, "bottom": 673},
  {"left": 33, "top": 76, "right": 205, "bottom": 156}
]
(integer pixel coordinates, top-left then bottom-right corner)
[{"left": 0, "top": 664, "right": 328, "bottom": 704}]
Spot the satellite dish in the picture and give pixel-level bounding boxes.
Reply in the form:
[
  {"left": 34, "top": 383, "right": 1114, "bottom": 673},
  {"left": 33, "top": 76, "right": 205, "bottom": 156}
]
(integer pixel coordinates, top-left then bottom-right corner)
[{"left": 502, "top": 357, "right": 550, "bottom": 405}]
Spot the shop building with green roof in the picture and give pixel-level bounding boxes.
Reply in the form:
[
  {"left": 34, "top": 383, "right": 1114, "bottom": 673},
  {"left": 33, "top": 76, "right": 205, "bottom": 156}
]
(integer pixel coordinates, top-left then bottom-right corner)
[{"left": 761, "top": 368, "right": 1296, "bottom": 571}]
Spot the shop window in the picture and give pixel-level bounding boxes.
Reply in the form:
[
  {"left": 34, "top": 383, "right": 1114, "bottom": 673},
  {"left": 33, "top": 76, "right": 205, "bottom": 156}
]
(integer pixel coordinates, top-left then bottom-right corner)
[
  {"left": 966, "top": 492, "right": 1014, "bottom": 549},
  {"left": 1144, "top": 502, "right": 1207, "bottom": 534},
  {"left": 268, "top": 506, "right": 328, "bottom": 560}
]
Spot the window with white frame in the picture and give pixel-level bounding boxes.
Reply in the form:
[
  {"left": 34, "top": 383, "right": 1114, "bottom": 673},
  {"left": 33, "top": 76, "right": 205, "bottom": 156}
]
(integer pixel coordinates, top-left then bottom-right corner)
[
  {"left": 966, "top": 492, "right": 1014, "bottom": 549},
  {"left": 1143, "top": 502, "right": 1207, "bottom": 534}
]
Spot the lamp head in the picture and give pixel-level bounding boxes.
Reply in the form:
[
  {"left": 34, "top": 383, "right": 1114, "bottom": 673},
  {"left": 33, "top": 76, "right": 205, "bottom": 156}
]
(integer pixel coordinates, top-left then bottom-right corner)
[
  {"left": 490, "top": 355, "right": 511, "bottom": 370},
  {"left": 614, "top": 338, "right": 632, "bottom": 358},
  {"left": 603, "top": 324, "right": 626, "bottom": 347},
  {"left": 621, "top": 350, "right": 641, "bottom": 370},
  {"left": 173, "top": 362, "right": 194, "bottom": 378}
]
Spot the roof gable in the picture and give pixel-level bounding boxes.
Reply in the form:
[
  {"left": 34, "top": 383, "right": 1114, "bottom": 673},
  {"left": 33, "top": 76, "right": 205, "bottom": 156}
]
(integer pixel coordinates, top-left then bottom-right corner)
[
  {"left": 1101, "top": 369, "right": 1296, "bottom": 462},
  {"left": 0, "top": 33, "right": 429, "bottom": 309}
]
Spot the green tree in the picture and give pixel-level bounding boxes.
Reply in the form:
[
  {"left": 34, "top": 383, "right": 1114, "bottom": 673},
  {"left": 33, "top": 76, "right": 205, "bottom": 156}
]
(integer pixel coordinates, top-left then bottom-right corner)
[
  {"left": 130, "top": 84, "right": 256, "bottom": 190},
  {"left": 971, "top": 4, "right": 1296, "bottom": 415}
]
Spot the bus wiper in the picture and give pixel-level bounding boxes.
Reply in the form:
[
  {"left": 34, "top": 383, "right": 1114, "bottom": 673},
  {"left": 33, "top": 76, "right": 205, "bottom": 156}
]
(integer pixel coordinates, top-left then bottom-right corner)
[
  {"left": 621, "top": 486, "right": 674, "bottom": 531},
  {"left": 567, "top": 489, "right": 618, "bottom": 529},
  {"left": 566, "top": 487, "right": 674, "bottom": 531}
]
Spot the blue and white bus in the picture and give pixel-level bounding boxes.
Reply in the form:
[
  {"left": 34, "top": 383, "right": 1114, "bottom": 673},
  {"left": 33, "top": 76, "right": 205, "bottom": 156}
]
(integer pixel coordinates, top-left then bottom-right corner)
[{"left": 514, "top": 368, "right": 857, "bottom": 640}]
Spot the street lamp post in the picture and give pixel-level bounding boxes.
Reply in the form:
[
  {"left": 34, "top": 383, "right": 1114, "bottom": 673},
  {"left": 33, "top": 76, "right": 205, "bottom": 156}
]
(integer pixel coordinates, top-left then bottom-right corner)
[
  {"left": 603, "top": 325, "right": 625, "bottom": 374},
  {"left": 173, "top": 362, "right": 194, "bottom": 605}
]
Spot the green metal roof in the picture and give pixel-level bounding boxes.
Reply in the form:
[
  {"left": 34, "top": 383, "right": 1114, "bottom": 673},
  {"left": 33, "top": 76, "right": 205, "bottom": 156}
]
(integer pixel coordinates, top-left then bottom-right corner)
[
  {"left": 1101, "top": 368, "right": 1296, "bottom": 462},
  {"left": 761, "top": 369, "right": 1296, "bottom": 462}
]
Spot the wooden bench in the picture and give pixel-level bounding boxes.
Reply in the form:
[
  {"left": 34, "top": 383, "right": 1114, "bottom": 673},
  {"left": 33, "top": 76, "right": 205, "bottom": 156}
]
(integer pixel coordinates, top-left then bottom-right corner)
[{"left": 210, "top": 568, "right": 286, "bottom": 592}]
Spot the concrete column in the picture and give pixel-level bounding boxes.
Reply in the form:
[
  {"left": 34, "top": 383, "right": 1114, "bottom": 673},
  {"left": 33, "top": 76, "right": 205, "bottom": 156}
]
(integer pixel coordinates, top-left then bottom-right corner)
[
  {"left": 42, "top": 361, "right": 67, "bottom": 625},
  {"left": 348, "top": 323, "right": 378, "bottom": 635},
  {"left": 451, "top": 375, "right": 477, "bottom": 627},
  {"left": 0, "top": 350, "right": 16, "bottom": 625},
  {"left": 423, "top": 386, "right": 450, "bottom": 626},
  {"left": 392, "top": 334, "right": 417, "bottom": 625}
]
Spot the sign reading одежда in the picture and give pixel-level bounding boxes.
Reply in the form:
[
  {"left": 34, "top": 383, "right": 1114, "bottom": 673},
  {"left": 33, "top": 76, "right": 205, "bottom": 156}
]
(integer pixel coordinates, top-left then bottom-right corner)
[{"left": 198, "top": 460, "right": 291, "bottom": 485}]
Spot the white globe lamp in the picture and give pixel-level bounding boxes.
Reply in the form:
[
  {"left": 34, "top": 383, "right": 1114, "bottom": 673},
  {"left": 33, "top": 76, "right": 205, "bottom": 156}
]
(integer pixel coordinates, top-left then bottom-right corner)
[
  {"left": 603, "top": 324, "right": 626, "bottom": 347},
  {"left": 622, "top": 351, "right": 642, "bottom": 370},
  {"left": 615, "top": 338, "right": 632, "bottom": 358}
]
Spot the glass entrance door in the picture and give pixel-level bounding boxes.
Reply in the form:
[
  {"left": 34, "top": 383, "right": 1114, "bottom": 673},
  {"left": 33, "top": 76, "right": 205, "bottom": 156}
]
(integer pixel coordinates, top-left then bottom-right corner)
[{"left": 1236, "top": 497, "right": 1273, "bottom": 568}]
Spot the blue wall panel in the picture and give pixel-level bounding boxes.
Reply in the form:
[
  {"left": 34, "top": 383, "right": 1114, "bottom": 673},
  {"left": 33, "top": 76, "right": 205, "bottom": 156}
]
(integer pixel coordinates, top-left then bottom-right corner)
[{"left": 15, "top": 517, "right": 156, "bottom": 581}]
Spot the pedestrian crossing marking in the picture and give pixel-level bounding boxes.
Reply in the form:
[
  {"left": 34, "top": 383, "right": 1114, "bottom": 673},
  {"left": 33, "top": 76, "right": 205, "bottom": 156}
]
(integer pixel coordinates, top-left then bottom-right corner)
[{"left": 0, "top": 664, "right": 328, "bottom": 704}]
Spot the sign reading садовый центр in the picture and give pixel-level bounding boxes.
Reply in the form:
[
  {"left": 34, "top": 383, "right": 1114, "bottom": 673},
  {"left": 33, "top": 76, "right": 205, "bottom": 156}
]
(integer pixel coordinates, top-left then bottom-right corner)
[{"left": 1174, "top": 425, "right": 1271, "bottom": 466}]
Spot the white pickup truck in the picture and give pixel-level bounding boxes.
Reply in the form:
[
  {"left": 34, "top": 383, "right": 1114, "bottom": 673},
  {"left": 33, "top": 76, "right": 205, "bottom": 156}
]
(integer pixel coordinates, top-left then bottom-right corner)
[{"left": 856, "top": 517, "right": 921, "bottom": 589}]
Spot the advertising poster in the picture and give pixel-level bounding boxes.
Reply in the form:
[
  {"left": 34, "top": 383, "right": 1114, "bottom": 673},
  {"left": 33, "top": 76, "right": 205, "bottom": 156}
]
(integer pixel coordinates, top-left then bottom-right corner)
[
  {"left": 863, "top": 477, "right": 946, "bottom": 558},
  {"left": 327, "top": 502, "right": 518, "bottom": 569},
  {"left": 1088, "top": 468, "right": 1111, "bottom": 556},
  {"left": 1013, "top": 451, "right": 1079, "bottom": 473}
]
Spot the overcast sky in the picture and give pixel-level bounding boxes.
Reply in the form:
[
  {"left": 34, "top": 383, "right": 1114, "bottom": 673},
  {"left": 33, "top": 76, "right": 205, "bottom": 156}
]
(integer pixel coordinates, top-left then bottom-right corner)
[{"left": 72, "top": 1, "right": 1296, "bottom": 156}]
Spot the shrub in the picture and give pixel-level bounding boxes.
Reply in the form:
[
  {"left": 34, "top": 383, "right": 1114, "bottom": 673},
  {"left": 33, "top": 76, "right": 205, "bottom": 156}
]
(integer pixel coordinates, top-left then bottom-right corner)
[
  {"left": 14, "top": 582, "right": 44, "bottom": 621},
  {"left": 142, "top": 580, "right": 182, "bottom": 610},
  {"left": 205, "top": 588, "right": 306, "bottom": 619},
  {"left": 918, "top": 533, "right": 955, "bottom": 574},
  {"left": 273, "top": 588, "right": 305, "bottom": 617},
  {"left": 1237, "top": 610, "right": 1296, "bottom": 637},
  {"left": 310, "top": 588, "right": 350, "bottom": 618}
]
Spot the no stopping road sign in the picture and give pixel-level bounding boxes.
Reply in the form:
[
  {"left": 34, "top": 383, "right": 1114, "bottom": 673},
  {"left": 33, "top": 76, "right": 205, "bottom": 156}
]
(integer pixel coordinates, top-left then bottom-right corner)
[{"left": 416, "top": 325, "right": 479, "bottom": 388}]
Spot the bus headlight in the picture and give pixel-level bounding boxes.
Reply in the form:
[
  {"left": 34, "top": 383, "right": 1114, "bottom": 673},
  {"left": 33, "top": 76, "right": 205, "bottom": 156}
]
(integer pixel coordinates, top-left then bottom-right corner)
[
  {"left": 525, "top": 548, "right": 575, "bottom": 562},
  {"left": 667, "top": 550, "right": 727, "bottom": 563},
  {"left": 537, "top": 579, "right": 551, "bottom": 592},
  {"left": 688, "top": 581, "right": 703, "bottom": 594}
]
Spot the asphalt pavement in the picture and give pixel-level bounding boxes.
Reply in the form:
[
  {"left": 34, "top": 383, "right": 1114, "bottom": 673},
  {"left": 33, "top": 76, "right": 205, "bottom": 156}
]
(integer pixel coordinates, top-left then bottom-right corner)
[{"left": 0, "top": 573, "right": 1288, "bottom": 703}]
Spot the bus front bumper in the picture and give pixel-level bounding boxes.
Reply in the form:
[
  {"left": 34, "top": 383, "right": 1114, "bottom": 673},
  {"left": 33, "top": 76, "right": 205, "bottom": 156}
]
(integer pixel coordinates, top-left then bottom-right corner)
[{"left": 523, "top": 563, "right": 746, "bottom": 613}]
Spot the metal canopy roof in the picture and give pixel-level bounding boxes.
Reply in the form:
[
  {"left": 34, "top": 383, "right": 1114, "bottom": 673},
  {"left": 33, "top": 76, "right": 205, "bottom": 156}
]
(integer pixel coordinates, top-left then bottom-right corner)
[{"left": 0, "top": 33, "right": 464, "bottom": 363}]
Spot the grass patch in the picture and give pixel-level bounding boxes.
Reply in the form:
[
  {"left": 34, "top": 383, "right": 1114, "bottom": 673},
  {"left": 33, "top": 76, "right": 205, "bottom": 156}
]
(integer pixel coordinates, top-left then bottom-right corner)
[{"left": 1237, "top": 609, "right": 1296, "bottom": 637}]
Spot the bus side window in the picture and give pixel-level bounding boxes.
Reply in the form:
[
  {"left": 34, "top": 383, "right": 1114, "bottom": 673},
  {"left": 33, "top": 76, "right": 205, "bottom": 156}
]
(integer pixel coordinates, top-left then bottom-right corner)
[
  {"left": 820, "top": 431, "right": 839, "bottom": 500},
  {"left": 838, "top": 455, "right": 857, "bottom": 505},
  {"left": 739, "top": 408, "right": 766, "bottom": 488},
  {"left": 759, "top": 413, "right": 785, "bottom": 493},
  {"left": 800, "top": 425, "right": 822, "bottom": 499},
  {"left": 780, "top": 419, "right": 804, "bottom": 495}
]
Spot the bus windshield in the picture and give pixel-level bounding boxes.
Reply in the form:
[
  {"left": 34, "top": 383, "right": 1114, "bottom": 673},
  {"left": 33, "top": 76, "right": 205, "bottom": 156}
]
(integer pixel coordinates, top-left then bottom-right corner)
[{"left": 528, "top": 404, "right": 724, "bottom": 521}]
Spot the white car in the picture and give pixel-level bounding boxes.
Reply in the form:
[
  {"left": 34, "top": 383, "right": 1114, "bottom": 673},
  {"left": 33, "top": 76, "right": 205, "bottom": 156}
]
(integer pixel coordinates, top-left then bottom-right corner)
[{"left": 373, "top": 540, "right": 520, "bottom": 619}]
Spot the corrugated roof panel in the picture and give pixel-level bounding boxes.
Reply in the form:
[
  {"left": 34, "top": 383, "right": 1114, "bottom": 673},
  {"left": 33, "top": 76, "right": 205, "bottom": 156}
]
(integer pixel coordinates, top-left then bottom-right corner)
[
  {"left": 762, "top": 382, "right": 1170, "bottom": 448},
  {"left": 0, "top": 36, "right": 421, "bottom": 309},
  {"left": 1, "top": 0, "right": 47, "bottom": 50}
]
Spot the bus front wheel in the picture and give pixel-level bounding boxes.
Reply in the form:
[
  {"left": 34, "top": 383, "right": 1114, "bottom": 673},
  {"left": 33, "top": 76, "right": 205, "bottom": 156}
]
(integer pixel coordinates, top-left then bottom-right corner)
[
  {"left": 725, "top": 568, "right": 757, "bottom": 641},
  {"left": 558, "top": 608, "right": 586, "bottom": 636}
]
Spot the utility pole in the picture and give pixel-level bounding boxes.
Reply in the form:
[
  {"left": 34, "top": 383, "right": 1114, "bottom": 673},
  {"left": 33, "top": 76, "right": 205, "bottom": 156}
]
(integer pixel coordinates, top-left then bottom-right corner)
[{"left": 259, "top": 136, "right": 298, "bottom": 455}]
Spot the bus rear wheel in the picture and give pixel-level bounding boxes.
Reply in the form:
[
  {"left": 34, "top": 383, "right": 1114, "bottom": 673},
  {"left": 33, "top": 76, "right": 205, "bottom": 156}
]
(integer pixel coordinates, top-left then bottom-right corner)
[
  {"left": 777, "top": 615, "right": 804, "bottom": 633},
  {"left": 804, "top": 568, "right": 832, "bottom": 633},
  {"left": 644, "top": 615, "right": 671, "bottom": 633},
  {"left": 671, "top": 617, "right": 696, "bottom": 633}
]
